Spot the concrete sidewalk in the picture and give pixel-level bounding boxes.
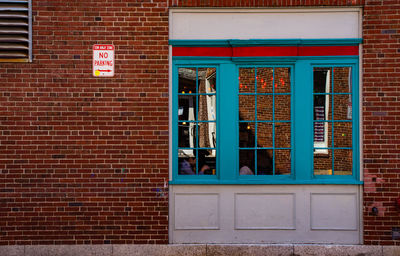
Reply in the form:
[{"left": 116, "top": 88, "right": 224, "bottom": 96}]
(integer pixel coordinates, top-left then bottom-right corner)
[{"left": 1, "top": 244, "right": 399, "bottom": 256}]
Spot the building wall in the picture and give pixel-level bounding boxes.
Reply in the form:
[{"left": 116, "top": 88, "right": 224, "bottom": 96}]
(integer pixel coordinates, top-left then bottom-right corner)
[
  {"left": 0, "top": 0, "right": 170, "bottom": 245},
  {"left": 362, "top": 0, "right": 400, "bottom": 246},
  {"left": 0, "top": 0, "right": 399, "bottom": 246}
]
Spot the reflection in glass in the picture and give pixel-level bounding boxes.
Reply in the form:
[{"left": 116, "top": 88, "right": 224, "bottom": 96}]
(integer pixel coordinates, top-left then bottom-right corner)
[
  {"left": 275, "top": 68, "right": 291, "bottom": 93},
  {"left": 178, "top": 149, "right": 196, "bottom": 175},
  {"left": 178, "top": 122, "right": 196, "bottom": 148},
  {"left": 314, "top": 121, "right": 332, "bottom": 148},
  {"left": 333, "top": 149, "right": 352, "bottom": 175},
  {"left": 198, "top": 68, "right": 217, "bottom": 94},
  {"left": 275, "top": 150, "right": 291, "bottom": 175},
  {"left": 239, "top": 95, "right": 255, "bottom": 120},
  {"left": 257, "top": 122, "right": 273, "bottom": 148},
  {"left": 238, "top": 66, "right": 292, "bottom": 177},
  {"left": 199, "top": 122, "right": 216, "bottom": 148},
  {"left": 178, "top": 149, "right": 216, "bottom": 175},
  {"left": 313, "top": 95, "right": 332, "bottom": 121},
  {"left": 179, "top": 68, "right": 196, "bottom": 93},
  {"left": 275, "top": 95, "right": 291, "bottom": 121},
  {"left": 239, "top": 68, "right": 255, "bottom": 93},
  {"left": 239, "top": 150, "right": 255, "bottom": 175},
  {"left": 314, "top": 149, "right": 332, "bottom": 175},
  {"left": 275, "top": 123, "right": 291, "bottom": 148},
  {"left": 177, "top": 67, "right": 217, "bottom": 177},
  {"left": 239, "top": 122, "right": 255, "bottom": 148},
  {"left": 256, "top": 67, "right": 273, "bottom": 93},
  {"left": 334, "top": 122, "right": 352, "bottom": 148},
  {"left": 333, "top": 67, "right": 351, "bottom": 93},
  {"left": 334, "top": 94, "right": 352, "bottom": 120},
  {"left": 313, "top": 68, "right": 332, "bottom": 125},
  {"left": 178, "top": 96, "right": 196, "bottom": 121},
  {"left": 257, "top": 95, "right": 273, "bottom": 121},
  {"left": 313, "top": 68, "right": 332, "bottom": 93},
  {"left": 257, "top": 149, "right": 273, "bottom": 175},
  {"left": 198, "top": 149, "right": 215, "bottom": 175},
  {"left": 198, "top": 95, "right": 216, "bottom": 121}
]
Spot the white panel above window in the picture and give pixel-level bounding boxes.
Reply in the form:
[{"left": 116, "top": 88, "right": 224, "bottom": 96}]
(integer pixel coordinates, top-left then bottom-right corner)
[{"left": 170, "top": 8, "right": 361, "bottom": 40}]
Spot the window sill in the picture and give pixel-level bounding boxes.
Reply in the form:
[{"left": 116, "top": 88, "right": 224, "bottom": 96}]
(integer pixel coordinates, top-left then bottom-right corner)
[{"left": 169, "top": 179, "right": 363, "bottom": 185}]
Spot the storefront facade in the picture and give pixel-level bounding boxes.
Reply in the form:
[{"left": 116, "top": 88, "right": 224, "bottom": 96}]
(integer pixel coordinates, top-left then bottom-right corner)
[{"left": 169, "top": 8, "right": 363, "bottom": 244}]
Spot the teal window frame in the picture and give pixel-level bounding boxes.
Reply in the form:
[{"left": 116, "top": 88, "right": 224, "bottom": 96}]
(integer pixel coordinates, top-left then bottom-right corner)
[{"left": 171, "top": 41, "right": 361, "bottom": 185}]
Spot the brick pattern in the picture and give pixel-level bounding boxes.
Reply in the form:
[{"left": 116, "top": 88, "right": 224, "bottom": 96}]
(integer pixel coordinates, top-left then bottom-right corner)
[
  {"left": 0, "top": 0, "right": 169, "bottom": 245},
  {"left": 362, "top": 0, "right": 400, "bottom": 246}
]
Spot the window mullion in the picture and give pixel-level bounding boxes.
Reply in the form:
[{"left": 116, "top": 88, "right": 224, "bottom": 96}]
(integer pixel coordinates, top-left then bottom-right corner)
[
  {"left": 294, "top": 61, "right": 313, "bottom": 181},
  {"left": 219, "top": 63, "right": 238, "bottom": 181}
]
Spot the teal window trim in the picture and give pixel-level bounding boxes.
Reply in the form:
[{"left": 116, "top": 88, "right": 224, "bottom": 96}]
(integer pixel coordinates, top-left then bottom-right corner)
[{"left": 172, "top": 56, "right": 360, "bottom": 185}]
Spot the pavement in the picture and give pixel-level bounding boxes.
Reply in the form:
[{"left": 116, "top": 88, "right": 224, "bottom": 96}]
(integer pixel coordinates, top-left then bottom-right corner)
[{"left": 1, "top": 244, "right": 400, "bottom": 256}]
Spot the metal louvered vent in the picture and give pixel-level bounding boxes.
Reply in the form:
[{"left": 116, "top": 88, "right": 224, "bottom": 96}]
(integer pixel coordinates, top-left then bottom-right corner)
[{"left": 0, "top": 0, "right": 31, "bottom": 62}]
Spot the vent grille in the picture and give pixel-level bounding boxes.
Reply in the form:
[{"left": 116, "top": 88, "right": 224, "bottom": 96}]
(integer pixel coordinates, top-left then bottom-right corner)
[{"left": 0, "top": 0, "right": 31, "bottom": 62}]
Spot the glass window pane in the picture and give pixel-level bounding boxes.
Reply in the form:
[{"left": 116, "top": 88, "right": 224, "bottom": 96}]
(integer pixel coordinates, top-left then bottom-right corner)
[
  {"left": 334, "top": 149, "right": 353, "bottom": 175},
  {"left": 178, "top": 149, "right": 196, "bottom": 175},
  {"left": 334, "top": 122, "right": 352, "bottom": 148},
  {"left": 314, "top": 149, "right": 333, "bottom": 175},
  {"left": 275, "top": 68, "right": 291, "bottom": 93},
  {"left": 178, "top": 122, "right": 196, "bottom": 148},
  {"left": 257, "top": 149, "right": 273, "bottom": 175},
  {"left": 313, "top": 68, "right": 332, "bottom": 94},
  {"left": 199, "top": 122, "right": 216, "bottom": 148},
  {"left": 314, "top": 94, "right": 332, "bottom": 121},
  {"left": 239, "top": 122, "right": 255, "bottom": 148},
  {"left": 198, "top": 68, "right": 217, "bottom": 94},
  {"left": 239, "top": 150, "right": 255, "bottom": 175},
  {"left": 257, "top": 122, "right": 273, "bottom": 148},
  {"left": 198, "top": 95, "right": 216, "bottom": 121},
  {"left": 275, "top": 95, "right": 291, "bottom": 121},
  {"left": 334, "top": 94, "right": 352, "bottom": 120},
  {"left": 239, "top": 95, "right": 255, "bottom": 121},
  {"left": 314, "top": 121, "right": 332, "bottom": 147},
  {"left": 257, "top": 95, "right": 273, "bottom": 121},
  {"left": 256, "top": 67, "right": 273, "bottom": 93},
  {"left": 198, "top": 149, "right": 216, "bottom": 175},
  {"left": 239, "top": 68, "right": 255, "bottom": 93},
  {"left": 179, "top": 95, "right": 196, "bottom": 121},
  {"left": 179, "top": 68, "right": 197, "bottom": 93},
  {"left": 275, "top": 150, "right": 291, "bottom": 175},
  {"left": 333, "top": 67, "right": 351, "bottom": 93},
  {"left": 275, "top": 122, "right": 291, "bottom": 148}
]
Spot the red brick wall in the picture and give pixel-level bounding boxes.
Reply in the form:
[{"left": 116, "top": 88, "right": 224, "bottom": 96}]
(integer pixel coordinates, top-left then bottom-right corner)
[
  {"left": 0, "top": 0, "right": 169, "bottom": 245},
  {"left": 1, "top": 0, "right": 399, "bottom": 246},
  {"left": 362, "top": 0, "right": 400, "bottom": 246}
]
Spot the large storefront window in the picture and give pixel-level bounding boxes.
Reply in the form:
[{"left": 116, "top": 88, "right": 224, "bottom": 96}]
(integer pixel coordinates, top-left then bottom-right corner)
[
  {"left": 177, "top": 67, "right": 217, "bottom": 176},
  {"left": 313, "top": 67, "right": 354, "bottom": 176},
  {"left": 171, "top": 40, "right": 360, "bottom": 184},
  {"left": 238, "top": 67, "right": 292, "bottom": 176}
]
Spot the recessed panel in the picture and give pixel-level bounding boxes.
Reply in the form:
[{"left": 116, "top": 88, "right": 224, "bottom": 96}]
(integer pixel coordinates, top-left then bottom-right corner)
[
  {"left": 235, "top": 193, "right": 295, "bottom": 229},
  {"left": 171, "top": 10, "right": 360, "bottom": 39},
  {"left": 174, "top": 193, "right": 219, "bottom": 230},
  {"left": 310, "top": 193, "right": 357, "bottom": 230}
]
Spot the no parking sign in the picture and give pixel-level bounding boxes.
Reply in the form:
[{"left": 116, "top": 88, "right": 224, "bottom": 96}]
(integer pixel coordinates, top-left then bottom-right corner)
[{"left": 93, "top": 44, "right": 114, "bottom": 77}]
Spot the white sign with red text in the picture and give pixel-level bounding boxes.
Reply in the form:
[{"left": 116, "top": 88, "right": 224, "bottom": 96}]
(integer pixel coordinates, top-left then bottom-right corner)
[{"left": 93, "top": 44, "right": 114, "bottom": 77}]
